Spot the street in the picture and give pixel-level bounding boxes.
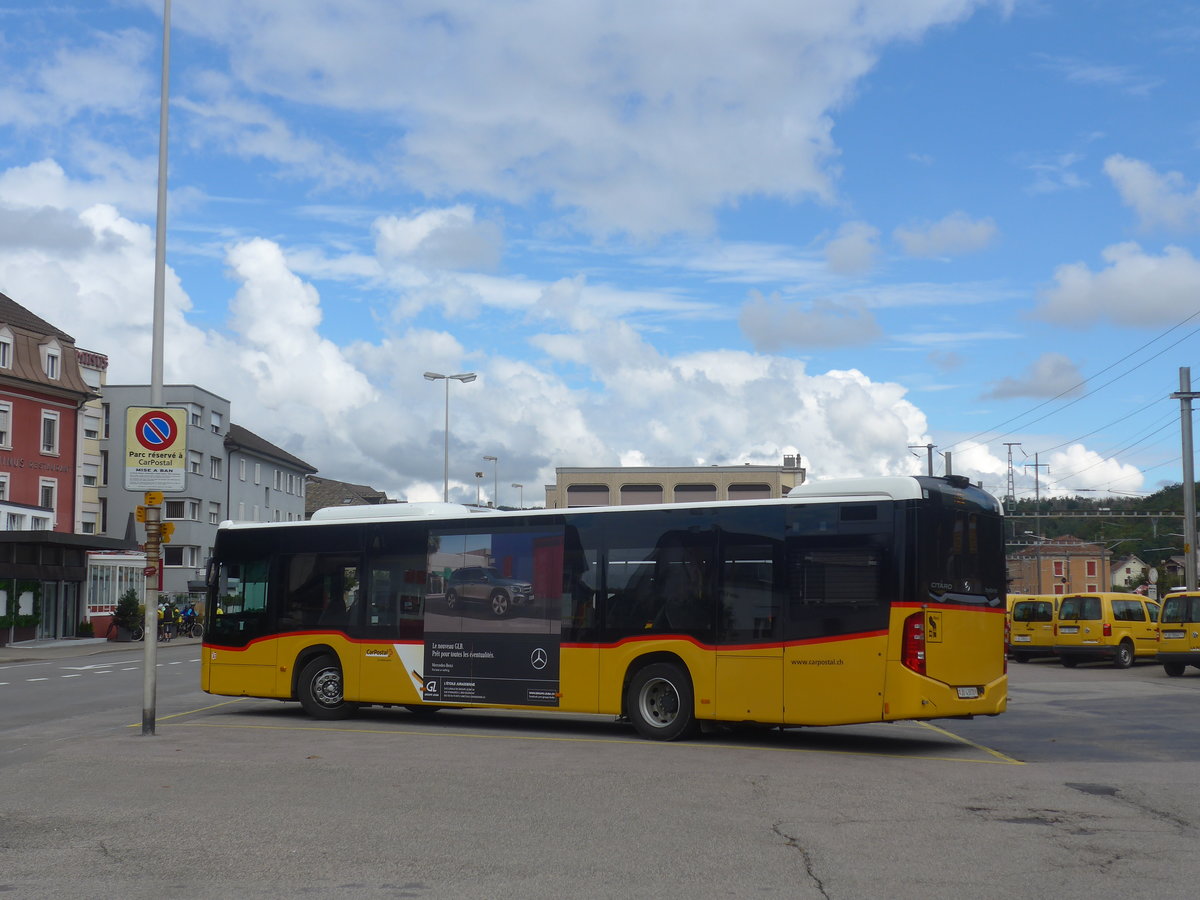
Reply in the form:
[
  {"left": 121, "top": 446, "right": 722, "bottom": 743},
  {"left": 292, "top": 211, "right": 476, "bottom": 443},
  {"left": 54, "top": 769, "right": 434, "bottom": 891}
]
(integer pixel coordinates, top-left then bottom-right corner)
[{"left": 2, "top": 645, "right": 1200, "bottom": 899}]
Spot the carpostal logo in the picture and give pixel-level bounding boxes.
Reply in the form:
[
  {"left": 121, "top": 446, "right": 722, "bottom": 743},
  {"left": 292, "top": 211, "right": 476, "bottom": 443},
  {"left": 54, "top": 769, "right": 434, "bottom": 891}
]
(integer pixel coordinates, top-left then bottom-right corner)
[{"left": 364, "top": 648, "right": 392, "bottom": 659}]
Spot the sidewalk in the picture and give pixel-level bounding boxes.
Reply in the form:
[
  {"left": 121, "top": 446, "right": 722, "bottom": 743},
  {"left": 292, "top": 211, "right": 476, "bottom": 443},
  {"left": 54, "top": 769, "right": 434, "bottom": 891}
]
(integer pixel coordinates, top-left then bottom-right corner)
[{"left": 0, "top": 635, "right": 201, "bottom": 662}]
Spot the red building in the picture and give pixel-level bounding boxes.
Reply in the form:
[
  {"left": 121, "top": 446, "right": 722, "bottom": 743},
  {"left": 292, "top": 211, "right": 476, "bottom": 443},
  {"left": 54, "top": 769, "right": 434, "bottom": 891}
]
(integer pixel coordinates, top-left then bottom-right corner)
[{"left": 0, "top": 292, "right": 94, "bottom": 529}]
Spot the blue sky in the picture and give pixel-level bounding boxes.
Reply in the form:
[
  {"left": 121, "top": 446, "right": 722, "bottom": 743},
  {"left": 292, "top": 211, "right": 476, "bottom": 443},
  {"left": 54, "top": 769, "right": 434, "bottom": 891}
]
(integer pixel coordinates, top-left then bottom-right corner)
[{"left": 2, "top": 0, "right": 1199, "bottom": 507}]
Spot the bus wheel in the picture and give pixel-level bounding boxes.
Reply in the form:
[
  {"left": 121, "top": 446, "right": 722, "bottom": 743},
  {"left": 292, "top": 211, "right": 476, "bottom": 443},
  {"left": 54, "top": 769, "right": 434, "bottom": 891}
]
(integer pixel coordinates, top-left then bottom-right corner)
[
  {"left": 1113, "top": 641, "right": 1134, "bottom": 669},
  {"left": 1013, "top": 652, "right": 1030, "bottom": 664},
  {"left": 490, "top": 590, "right": 511, "bottom": 617},
  {"left": 298, "top": 656, "right": 357, "bottom": 720},
  {"left": 1060, "top": 656, "right": 1078, "bottom": 668},
  {"left": 626, "top": 663, "right": 698, "bottom": 741},
  {"left": 1164, "top": 662, "right": 1186, "bottom": 677}
]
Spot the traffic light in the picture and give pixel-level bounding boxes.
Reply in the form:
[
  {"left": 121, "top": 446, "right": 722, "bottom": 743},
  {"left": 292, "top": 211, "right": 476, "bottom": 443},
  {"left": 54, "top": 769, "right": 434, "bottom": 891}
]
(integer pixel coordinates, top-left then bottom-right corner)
[{"left": 136, "top": 506, "right": 147, "bottom": 523}]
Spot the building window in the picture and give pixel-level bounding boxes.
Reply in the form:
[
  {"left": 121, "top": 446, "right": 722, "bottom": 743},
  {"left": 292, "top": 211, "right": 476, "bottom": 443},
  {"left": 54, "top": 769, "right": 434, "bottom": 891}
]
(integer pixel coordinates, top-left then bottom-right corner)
[
  {"left": 273, "top": 469, "right": 282, "bottom": 490},
  {"left": 239, "top": 458, "right": 246, "bottom": 481},
  {"left": 209, "top": 501, "right": 221, "bottom": 525},
  {"left": 39, "top": 478, "right": 56, "bottom": 514},
  {"left": 566, "top": 484, "right": 610, "bottom": 507},
  {"left": 102, "top": 402, "right": 110, "bottom": 438},
  {"left": 84, "top": 413, "right": 101, "bottom": 440},
  {"left": 41, "top": 340, "right": 60, "bottom": 380},
  {"left": 1053, "top": 560, "right": 1065, "bottom": 577},
  {"left": 184, "top": 403, "right": 203, "bottom": 427},
  {"left": 674, "top": 483, "right": 717, "bottom": 503},
  {"left": 188, "top": 500, "right": 200, "bottom": 520},
  {"left": 41, "top": 410, "right": 59, "bottom": 454},
  {"left": 620, "top": 484, "right": 663, "bottom": 505},
  {"left": 210, "top": 456, "right": 223, "bottom": 480},
  {"left": 1086, "top": 560, "right": 1097, "bottom": 577},
  {"left": 188, "top": 450, "right": 202, "bottom": 474},
  {"left": 254, "top": 463, "right": 261, "bottom": 485},
  {"left": 0, "top": 327, "right": 11, "bottom": 369},
  {"left": 237, "top": 501, "right": 245, "bottom": 520},
  {"left": 0, "top": 402, "right": 10, "bottom": 448},
  {"left": 31, "top": 516, "right": 49, "bottom": 530},
  {"left": 80, "top": 513, "right": 97, "bottom": 535},
  {"left": 6, "top": 512, "right": 22, "bottom": 530},
  {"left": 100, "top": 450, "right": 109, "bottom": 485},
  {"left": 728, "top": 483, "right": 772, "bottom": 500},
  {"left": 164, "top": 546, "right": 199, "bottom": 567},
  {"left": 0, "top": 473, "right": 8, "bottom": 501},
  {"left": 82, "top": 463, "right": 98, "bottom": 487},
  {"left": 165, "top": 500, "right": 185, "bottom": 519},
  {"left": 211, "top": 410, "right": 223, "bottom": 434}
]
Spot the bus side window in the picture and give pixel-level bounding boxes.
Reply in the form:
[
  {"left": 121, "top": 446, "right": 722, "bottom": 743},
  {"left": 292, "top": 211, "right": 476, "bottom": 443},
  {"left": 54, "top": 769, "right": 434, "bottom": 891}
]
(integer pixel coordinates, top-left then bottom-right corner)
[{"left": 718, "top": 543, "right": 779, "bottom": 642}]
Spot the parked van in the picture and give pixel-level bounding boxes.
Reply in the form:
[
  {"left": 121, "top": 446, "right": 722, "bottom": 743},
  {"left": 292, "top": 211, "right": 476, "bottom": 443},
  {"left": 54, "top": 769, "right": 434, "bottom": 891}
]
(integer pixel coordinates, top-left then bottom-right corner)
[
  {"left": 1157, "top": 590, "right": 1200, "bottom": 677},
  {"left": 1007, "top": 594, "right": 1057, "bottom": 662},
  {"left": 1054, "top": 592, "right": 1161, "bottom": 668}
]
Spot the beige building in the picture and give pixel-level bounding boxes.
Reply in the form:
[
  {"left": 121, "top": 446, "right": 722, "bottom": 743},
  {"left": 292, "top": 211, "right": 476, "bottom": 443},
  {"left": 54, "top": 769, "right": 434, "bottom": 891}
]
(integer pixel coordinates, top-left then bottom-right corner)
[
  {"left": 544, "top": 457, "right": 807, "bottom": 508},
  {"left": 1007, "top": 536, "right": 1111, "bottom": 596}
]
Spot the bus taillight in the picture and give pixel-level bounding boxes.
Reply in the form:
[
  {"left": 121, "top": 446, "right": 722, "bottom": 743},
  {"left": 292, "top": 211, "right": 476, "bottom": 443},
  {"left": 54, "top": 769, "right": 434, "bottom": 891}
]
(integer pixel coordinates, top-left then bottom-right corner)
[{"left": 902, "top": 611, "right": 926, "bottom": 675}]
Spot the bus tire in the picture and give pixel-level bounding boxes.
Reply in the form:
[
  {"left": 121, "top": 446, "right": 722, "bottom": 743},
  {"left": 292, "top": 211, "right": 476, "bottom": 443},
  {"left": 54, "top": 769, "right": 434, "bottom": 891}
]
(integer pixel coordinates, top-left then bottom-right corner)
[
  {"left": 626, "top": 662, "right": 698, "bottom": 741},
  {"left": 1113, "top": 641, "right": 1135, "bottom": 669},
  {"left": 297, "top": 656, "right": 357, "bottom": 720},
  {"left": 1164, "top": 662, "right": 1186, "bottom": 677},
  {"left": 1060, "top": 656, "right": 1079, "bottom": 668}
]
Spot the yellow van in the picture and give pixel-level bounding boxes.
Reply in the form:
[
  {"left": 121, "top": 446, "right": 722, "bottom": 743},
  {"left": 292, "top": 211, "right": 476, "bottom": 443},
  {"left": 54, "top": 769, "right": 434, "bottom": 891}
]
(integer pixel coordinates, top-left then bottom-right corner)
[
  {"left": 1157, "top": 591, "right": 1200, "bottom": 677},
  {"left": 1007, "top": 594, "right": 1057, "bottom": 663},
  {"left": 1054, "top": 592, "right": 1161, "bottom": 669}
]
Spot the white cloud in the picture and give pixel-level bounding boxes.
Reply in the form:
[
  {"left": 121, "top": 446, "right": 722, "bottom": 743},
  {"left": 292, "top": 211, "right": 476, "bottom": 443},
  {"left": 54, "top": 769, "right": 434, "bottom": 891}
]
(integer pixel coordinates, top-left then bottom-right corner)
[
  {"left": 739, "top": 291, "right": 882, "bottom": 351},
  {"left": 1037, "top": 242, "right": 1200, "bottom": 326},
  {"left": 374, "top": 206, "right": 502, "bottom": 272},
  {"left": 893, "top": 211, "right": 998, "bottom": 258},
  {"left": 982, "top": 353, "right": 1084, "bottom": 399},
  {"left": 824, "top": 221, "right": 881, "bottom": 275},
  {"left": 1105, "top": 154, "right": 1200, "bottom": 231},
  {"left": 1043, "top": 444, "right": 1145, "bottom": 496},
  {"left": 166, "top": 0, "right": 999, "bottom": 237}
]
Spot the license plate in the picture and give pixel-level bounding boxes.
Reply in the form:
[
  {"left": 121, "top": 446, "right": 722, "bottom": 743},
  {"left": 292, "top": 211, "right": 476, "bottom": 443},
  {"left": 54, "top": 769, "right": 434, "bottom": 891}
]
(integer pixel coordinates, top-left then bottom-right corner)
[
  {"left": 1163, "top": 630, "right": 1185, "bottom": 640},
  {"left": 956, "top": 686, "right": 980, "bottom": 700},
  {"left": 1013, "top": 635, "right": 1031, "bottom": 642},
  {"left": 1059, "top": 626, "right": 1078, "bottom": 634}
]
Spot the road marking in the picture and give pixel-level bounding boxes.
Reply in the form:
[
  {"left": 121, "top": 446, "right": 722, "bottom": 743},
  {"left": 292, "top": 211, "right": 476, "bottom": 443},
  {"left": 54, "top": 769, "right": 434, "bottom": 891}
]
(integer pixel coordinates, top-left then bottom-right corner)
[
  {"left": 27, "top": 677, "right": 48, "bottom": 682},
  {"left": 917, "top": 721, "right": 1024, "bottom": 765},
  {"left": 62, "top": 663, "right": 118, "bottom": 671},
  {"left": 175, "top": 719, "right": 1022, "bottom": 765},
  {"left": 124, "top": 698, "right": 248, "bottom": 726},
  {"left": 61, "top": 674, "right": 82, "bottom": 679},
  {"left": 122, "top": 667, "right": 138, "bottom": 671}
]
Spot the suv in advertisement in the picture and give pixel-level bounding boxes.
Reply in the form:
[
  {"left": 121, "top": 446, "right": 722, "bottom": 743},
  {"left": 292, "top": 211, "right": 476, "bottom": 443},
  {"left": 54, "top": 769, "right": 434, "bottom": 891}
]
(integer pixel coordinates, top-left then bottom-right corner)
[{"left": 445, "top": 566, "right": 534, "bottom": 617}]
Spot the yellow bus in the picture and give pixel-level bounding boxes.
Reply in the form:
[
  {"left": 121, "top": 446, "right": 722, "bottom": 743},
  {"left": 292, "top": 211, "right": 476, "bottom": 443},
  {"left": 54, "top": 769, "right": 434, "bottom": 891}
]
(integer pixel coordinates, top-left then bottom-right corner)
[{"left": 201, "top": 474, "right": 1008, "bottom": 740}]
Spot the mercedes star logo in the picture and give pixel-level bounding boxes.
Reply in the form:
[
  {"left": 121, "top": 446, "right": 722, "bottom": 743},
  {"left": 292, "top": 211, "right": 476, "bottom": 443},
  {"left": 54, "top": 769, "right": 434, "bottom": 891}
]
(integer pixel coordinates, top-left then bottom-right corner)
[{"left": 530, "top": 647, "right": 548, "bottom": 670}]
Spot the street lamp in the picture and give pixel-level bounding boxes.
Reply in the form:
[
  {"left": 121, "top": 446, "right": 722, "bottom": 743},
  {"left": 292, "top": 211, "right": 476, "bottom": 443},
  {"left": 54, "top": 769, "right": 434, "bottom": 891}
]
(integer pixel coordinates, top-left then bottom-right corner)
[
  {"left": 483, "top": 455, "right": 498, "bottom": 508},
  {"left": 511, "top": 483, "right": 524, "bottom": 508},
  {"left": 474, "top": 471, "right": 484, "bottom": 506},
  {"left": 423, "top": 371, "right": 477, "bottom": 502}
]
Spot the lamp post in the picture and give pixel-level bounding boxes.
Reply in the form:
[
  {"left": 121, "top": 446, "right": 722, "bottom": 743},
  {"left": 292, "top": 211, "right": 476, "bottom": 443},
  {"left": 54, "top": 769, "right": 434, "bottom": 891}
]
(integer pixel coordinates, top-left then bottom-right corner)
[
  {"left": 511, "top": 483, "right": 524, "bottom": 508},
  {"left": 474, "top": 471, "right": 484, "bottom": 506},
  {"left": 1024, "top": 531, "right": 1046, "bottom": 594},
  {"left": 483, "top": 455, "right": 498, "bottom": 508},
  {"left": 423, "top": 371, "right": 477, "bottom": 502}
]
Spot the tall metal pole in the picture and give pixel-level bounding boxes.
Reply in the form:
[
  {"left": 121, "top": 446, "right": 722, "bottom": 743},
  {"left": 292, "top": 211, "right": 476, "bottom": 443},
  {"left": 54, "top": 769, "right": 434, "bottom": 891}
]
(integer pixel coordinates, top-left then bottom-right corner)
[
  {"left": 442, "top": 378, "right": 450, "bottom": 502},
  {"left": 1173, "top": 367, "right": 1199, "bottom": 590},
  {"left": 143, "top": 0, "right": 171, "bottom": 737}
]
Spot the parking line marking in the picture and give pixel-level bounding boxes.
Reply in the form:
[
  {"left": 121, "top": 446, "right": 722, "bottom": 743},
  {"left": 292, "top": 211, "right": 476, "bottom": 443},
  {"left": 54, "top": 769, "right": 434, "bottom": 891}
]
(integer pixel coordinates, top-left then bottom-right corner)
[
  {"left": 62, "top": 674, "right": 82, "bottom": 678},
  {"left": 917, "top": 721, "right": 1024, "bottom": 765},
  {"left": 174, "top": 719, "right": 1020, "bottom": 765}
]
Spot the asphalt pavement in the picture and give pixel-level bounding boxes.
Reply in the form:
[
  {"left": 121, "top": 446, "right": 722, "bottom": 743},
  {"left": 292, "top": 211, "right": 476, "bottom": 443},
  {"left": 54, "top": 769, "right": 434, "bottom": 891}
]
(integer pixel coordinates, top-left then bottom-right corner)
[{"left": 0, "top": 634, "right": 202, "bottom": 663}]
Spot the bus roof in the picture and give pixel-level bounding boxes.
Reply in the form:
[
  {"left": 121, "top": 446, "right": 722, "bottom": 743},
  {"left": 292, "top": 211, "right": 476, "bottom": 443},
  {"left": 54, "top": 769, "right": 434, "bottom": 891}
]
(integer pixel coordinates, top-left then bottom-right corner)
[{"left": 216, "top": 475, "right": 993, "bottom": 533}]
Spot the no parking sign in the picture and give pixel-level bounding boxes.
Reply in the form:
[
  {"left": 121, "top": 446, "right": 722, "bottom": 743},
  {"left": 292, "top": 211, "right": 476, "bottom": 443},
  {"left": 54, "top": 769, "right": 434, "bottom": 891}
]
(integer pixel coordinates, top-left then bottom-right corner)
[{"left": 124, "top": 407, "right": 187, "bottom": 490}]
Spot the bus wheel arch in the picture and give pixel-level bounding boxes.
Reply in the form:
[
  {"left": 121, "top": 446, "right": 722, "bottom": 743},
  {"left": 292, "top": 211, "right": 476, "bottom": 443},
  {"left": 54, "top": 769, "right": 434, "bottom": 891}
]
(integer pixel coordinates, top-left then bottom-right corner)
[
  {"left": 623, "top": 655, "right": 699, "bottom": 741},
  {"left": 295, "top": 649, "right": 358, "bottom": 720}
]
